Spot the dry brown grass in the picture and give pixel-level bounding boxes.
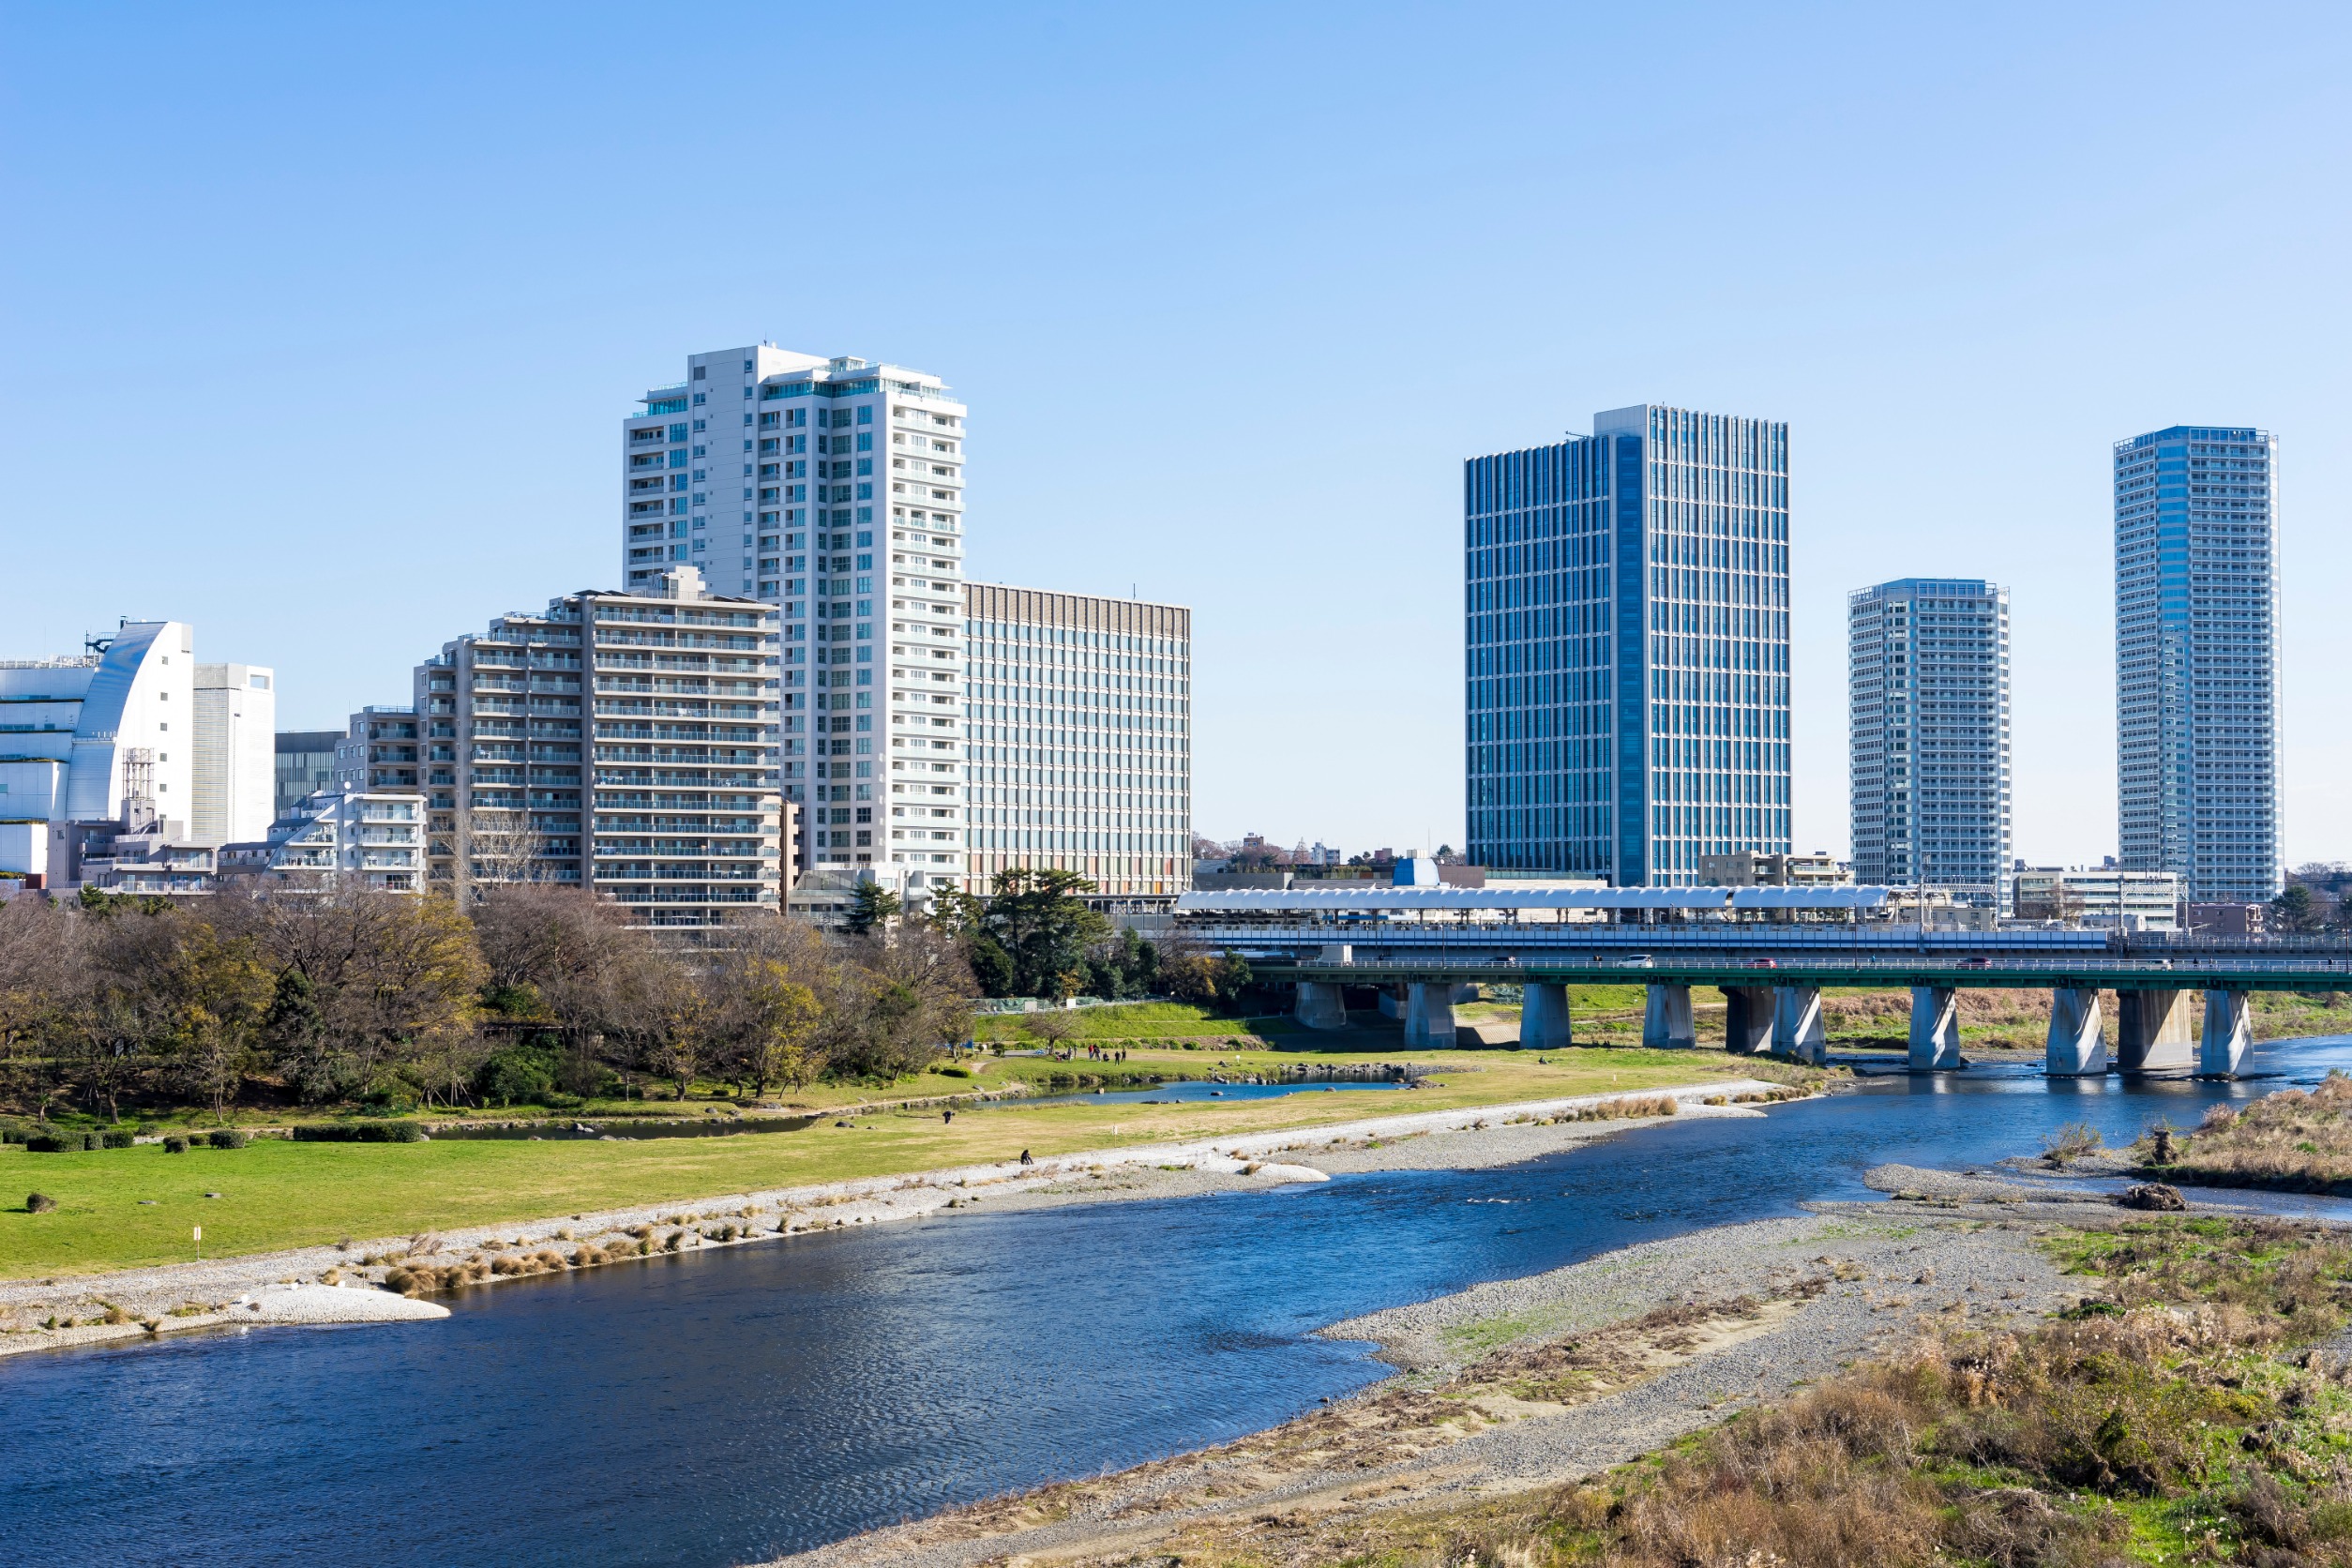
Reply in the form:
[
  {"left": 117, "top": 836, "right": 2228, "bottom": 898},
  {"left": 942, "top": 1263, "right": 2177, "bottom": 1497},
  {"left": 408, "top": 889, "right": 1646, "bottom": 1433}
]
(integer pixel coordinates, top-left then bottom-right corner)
[
  {"left": 2150, "top": 1072, "right": 2352, "bottom": 1192},
  {"left": 1013, "top": 1218, "right": 2352, "bottom": 1568}
]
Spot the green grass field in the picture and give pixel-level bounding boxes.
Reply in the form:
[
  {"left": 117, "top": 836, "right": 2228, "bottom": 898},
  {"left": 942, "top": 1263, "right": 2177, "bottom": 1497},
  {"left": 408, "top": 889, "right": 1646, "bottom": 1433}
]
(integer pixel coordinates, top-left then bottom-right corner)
[{"left": 0, "top": 1045, "right": 1764, "bottom": 1278}]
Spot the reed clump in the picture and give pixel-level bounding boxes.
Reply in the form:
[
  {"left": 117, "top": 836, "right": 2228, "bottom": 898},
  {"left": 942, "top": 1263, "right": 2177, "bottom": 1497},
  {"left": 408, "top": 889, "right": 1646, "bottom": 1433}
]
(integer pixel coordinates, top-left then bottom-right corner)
[{"left": 2145, "top": 1072, "right": 2352, "bottom": 1193}]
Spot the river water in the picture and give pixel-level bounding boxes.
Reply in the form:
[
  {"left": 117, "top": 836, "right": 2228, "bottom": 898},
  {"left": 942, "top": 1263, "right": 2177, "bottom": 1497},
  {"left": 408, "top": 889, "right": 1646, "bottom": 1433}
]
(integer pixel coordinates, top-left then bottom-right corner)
[{"left": 11, "top": 1040, "right": 2352, "bottom": 1567}]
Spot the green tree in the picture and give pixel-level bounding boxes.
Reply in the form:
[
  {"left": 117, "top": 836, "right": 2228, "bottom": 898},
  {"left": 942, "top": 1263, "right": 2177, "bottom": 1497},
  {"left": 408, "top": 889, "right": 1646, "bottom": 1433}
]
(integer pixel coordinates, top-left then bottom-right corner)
[
  {"left": 845, "top": 882, "right": 903, "bottom": 936},
  {"left": 2272, "top": 882, "right": 2324, "bottom": 935},
  {"left": 981, "top": 868, "right": 1109, "bottom": 999}
]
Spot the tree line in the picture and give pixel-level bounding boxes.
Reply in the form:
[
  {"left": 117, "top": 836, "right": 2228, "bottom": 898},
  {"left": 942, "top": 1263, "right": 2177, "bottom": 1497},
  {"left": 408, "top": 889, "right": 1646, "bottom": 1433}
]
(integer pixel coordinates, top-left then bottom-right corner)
[
  {"left": 0, "top": 882, "right": 972, "bottom": 1122},
  {"left": 848, "top": 868, "right": 1253, "bottom": 1007}
]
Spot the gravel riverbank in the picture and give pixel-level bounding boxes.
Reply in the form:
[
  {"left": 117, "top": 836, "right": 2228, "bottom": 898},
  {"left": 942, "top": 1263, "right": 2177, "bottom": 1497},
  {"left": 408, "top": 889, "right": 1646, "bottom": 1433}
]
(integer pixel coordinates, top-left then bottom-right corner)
[
  {"left": 0, "top": 1078, "right": 1784, "bottom": 1359},
  {"left": 768, "top": 1143, "right": 2317, "bottom": 1568}
]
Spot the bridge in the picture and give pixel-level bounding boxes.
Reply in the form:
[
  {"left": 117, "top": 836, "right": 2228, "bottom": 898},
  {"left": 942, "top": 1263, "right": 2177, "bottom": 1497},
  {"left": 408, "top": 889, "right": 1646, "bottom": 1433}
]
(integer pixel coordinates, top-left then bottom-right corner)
[{"left": 1174, "top": 887, "right": 2352, "bottom": 1078}]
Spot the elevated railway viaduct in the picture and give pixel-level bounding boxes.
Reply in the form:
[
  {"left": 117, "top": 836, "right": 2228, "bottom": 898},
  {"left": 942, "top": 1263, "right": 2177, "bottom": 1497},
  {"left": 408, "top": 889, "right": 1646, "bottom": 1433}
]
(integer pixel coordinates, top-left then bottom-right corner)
[{"left": 1177, "top": 887, "right": 2352, "bottom": 1078}]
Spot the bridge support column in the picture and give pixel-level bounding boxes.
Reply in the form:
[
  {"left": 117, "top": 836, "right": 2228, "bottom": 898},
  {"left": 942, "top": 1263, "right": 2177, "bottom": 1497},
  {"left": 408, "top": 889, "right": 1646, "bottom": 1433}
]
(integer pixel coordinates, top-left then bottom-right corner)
[
  {"left": 1643, "top": 984, "right": 1695, "bottom": 1049},
  {"left": 2044, "top": 987, "right": 2107, "bottom": 1077},
  {"left": 1722, "top": 987, "right": 1775, "bottom": 1055},
  {"left": 1908, "top": 986, "right": 1962, "bottom": 1070},
  {"left": 1520, "top": 983, "right": 1572, "bottom": 1049},
  {"left": 2118, "top": 988, "right": 2195, "bottom": 1074},
  {"left": 2201, "top": 990, "right": 2254, "bottom": 1078},
  {"left": 1773, "top": 987, "right": 1827, "bottom": 1064},
  {"left": 1404, "top": 983, "right": 1456, "bottom": 1049},
  {"left": 1293, "top": 981, "right": 1348, "bottom": 1032}
]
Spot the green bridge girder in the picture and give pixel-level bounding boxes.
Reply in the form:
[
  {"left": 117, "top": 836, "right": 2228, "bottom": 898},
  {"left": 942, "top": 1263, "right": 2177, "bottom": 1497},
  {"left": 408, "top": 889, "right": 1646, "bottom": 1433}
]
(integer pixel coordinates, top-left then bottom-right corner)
[{"left": 1256, "top": 958, "right": 2352, "bottom": 993}]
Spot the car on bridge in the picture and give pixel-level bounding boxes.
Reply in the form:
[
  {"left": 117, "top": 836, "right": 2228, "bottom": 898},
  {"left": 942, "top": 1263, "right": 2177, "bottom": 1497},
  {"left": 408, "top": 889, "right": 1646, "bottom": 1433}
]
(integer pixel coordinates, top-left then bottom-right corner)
[
  {"left": 1618, "top": 954, "right": 1654, "bottom": 969},
  {"left": 1747, "top": 957, "right": 1778, "bottom": 969}
]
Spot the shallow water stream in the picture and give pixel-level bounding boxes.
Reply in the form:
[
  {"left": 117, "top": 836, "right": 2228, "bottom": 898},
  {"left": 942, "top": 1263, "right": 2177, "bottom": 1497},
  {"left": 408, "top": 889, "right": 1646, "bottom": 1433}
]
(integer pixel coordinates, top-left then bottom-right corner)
[{"left": 10, "top": 1039, "right": 2352, "bottom": 1566}]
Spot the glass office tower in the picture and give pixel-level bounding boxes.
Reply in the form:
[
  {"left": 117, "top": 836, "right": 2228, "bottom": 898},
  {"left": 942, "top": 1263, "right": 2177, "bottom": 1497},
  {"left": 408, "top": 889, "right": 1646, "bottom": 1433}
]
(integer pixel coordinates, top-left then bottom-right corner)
[
  {"left": 2114, "top": 425, "right": 2281, "bottom": 903},
  {"left": 1465, "top": 405, "right": 1791, "bottom": 886},
  {"left": 1848, "top": 579, "right": 2011, "bottom": 908}
]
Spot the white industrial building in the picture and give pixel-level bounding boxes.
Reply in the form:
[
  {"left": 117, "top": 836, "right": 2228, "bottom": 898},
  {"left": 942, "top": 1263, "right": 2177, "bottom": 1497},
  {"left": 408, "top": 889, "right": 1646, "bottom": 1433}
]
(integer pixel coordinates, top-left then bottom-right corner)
[
  {"left": 193, "top": 662, "right": 277, "bottom": 846},
  {"left": 0, "top": 622, "right": 275, "bottom": 893}
]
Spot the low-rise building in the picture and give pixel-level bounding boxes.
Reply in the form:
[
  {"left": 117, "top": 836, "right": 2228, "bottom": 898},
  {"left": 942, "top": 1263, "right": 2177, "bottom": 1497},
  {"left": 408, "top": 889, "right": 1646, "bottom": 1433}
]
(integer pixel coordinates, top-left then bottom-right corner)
[
  {"left": 2181, "top": 901, "right": 2268, "bottom": 938},
  {"left": 1698, "top": 851, "right": 1850, "bottom": 888},
  {"left": 2012, "top": 867, "right": 2181, "bottom": 930}
]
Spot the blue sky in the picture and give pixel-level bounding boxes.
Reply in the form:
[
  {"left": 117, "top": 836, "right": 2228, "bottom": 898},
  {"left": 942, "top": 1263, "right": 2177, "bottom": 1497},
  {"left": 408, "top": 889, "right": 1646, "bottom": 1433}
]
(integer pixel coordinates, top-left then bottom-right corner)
[{"left": 7, "top": 4, "right": 2350, "bottom": 866}]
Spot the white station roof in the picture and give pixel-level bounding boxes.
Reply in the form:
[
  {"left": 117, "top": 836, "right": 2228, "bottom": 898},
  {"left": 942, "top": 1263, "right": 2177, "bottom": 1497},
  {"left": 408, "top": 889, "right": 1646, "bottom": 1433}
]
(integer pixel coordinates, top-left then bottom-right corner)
[{"left": 1176, "top": 886, "right": 1892, "bottom": 913}]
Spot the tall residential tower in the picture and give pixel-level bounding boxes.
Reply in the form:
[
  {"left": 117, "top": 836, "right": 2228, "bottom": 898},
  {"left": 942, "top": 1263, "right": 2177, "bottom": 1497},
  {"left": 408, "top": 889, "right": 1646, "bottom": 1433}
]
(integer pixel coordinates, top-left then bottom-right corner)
[
  {"left": 621, "top": 346, "right": 967, "bottom": 889},
  {"left": 2114, "top": 426, "right": 2280, "bottom": 903},
  {"left": 1466, "top": 405, "right": 1791, "bottom": 885},
  {"left": 1847, "top": 579, "right": 2010, "bottom": 908}
]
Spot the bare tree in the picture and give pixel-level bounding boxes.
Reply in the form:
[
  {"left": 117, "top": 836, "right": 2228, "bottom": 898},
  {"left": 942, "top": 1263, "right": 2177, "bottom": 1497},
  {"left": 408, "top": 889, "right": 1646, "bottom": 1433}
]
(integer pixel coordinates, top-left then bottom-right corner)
[{"left": 460, "top": 807, "right": 552, "bottom": 894}]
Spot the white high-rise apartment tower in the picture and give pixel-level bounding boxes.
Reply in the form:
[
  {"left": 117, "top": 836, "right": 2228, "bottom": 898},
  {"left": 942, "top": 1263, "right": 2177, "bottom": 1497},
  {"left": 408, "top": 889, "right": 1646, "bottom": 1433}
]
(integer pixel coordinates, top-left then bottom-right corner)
[
  {"left": 1847, "top": 579, "right": 2011, "bottom": 910},
  {"left": 621, "top": 346, "right": 967, "bottom": 891}
]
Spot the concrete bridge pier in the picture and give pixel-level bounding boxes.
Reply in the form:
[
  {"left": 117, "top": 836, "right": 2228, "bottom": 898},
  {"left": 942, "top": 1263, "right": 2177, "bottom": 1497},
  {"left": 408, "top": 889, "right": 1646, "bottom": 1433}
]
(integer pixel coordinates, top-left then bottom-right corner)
[
  {"left": 2044, "top": 987, "right": 2108, "bottom": 1077},
  {"left": 1643, "top": 984, "right": 1695, "bottom": 1049},
  {"left": 1772, "top": 987, "right": 1827, "bottom": 1064},
  {"left": 2201, "top": 990, "right": 2254, "bottom": 1078},
  {"left": 1520, "top": 983, "right": 1573, "bottom": 1049},
  {"left": 1908, "top": 986, "right": 1963, "bottom": 1070},
  {"left": 1403, "top": 983, "right": 1456, "bottom": 1049},
  {"left": 1293, "top": 981, "right": 1349, "bottom": 1032},
  {"left": 2118, "top": 989, "right": 2195, "bottom": 1074},
  {"left": 1722, "top": 987, "right": 1775, "bottom": 1055}
]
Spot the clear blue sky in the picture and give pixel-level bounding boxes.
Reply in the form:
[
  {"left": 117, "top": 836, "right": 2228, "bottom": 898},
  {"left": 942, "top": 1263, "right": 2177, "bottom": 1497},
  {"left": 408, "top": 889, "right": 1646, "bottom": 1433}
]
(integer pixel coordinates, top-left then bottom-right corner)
[{"left": 7, "top": 4, "right": 2350, "bottom": 867}]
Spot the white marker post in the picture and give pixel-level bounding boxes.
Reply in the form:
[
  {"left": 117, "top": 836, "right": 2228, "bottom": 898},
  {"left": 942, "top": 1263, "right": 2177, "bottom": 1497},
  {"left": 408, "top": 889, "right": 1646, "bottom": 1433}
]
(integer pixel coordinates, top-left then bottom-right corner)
[{"left": 193, "top": 1225, "right": 202, "bottom": 1261}]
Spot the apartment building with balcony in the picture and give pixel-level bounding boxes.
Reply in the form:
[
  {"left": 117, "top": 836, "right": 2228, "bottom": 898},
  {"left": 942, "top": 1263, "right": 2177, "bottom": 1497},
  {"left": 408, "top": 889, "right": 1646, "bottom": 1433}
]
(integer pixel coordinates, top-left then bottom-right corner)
[
  {"left": 220, "top": 787, "right": 426, "bottom": 894},
  {"left": 621, "top": 345, "right": 967, "bottom": 893},
  {"left": 415, "top": 565, "right": 788, "bottom": 926},
  {"left": 334, "top": 707, "right": 421, "bottom": 793},
  {"left": 963, "top": 584, "right": 1191, "bottom": 900}
]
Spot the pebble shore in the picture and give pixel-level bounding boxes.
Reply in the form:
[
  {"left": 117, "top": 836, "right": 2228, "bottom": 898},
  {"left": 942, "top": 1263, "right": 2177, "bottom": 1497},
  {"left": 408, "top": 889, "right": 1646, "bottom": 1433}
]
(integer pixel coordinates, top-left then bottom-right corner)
[{"left": 0, "top": 1079, "right": 1782, "bottom": 1358}]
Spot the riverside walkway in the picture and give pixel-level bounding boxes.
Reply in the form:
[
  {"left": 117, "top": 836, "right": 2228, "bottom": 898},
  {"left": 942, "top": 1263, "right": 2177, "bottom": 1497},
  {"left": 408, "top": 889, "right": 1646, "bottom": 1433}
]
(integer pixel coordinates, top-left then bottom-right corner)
[{"left": 1176, "top": 886, "right": 2352, "bottom": 1078}]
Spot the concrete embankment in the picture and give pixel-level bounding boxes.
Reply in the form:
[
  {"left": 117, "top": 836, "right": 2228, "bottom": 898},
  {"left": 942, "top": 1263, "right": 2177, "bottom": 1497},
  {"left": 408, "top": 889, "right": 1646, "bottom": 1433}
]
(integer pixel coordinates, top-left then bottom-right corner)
[{"left": 0, "top": 1079, "right": 1788, "bottom": 1359}]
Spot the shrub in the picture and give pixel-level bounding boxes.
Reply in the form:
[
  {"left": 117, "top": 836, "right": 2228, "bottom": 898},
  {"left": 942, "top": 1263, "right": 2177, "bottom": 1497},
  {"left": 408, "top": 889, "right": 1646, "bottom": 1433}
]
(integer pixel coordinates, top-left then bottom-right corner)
[
  {"left": 207, "top": 1129, "right": 250, "bottom": 1150},
  {"left": 100, "top": 1131, "right": 134, "bottom": 1150},
  {"left": 25, "top": 1192, "right": 56, "bottom": 1214},
  {"left": 162, "top": 1135, "right": 190, "bottom": 1153},
  {"left": 23, "top": 1134, "right": 74, "bottom": 1153},
  {"left": 292, "top": 1121, "right": 424, "bottom": 1143},
  {"left": 2043, "top": 1121, "right": 2104, "bottom": 1168}
]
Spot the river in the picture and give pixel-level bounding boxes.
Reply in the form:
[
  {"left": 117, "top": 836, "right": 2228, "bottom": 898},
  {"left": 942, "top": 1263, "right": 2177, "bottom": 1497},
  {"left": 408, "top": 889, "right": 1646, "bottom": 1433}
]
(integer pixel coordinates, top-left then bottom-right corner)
[{"left": 9, "top": 1040, "right": 2352, "bottom": 1566}]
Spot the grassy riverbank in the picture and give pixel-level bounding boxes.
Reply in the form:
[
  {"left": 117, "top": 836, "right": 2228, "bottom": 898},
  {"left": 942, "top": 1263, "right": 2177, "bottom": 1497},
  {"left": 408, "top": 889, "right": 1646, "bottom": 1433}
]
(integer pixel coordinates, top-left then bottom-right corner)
[
  {"left": 2135, "top": 1070, "right": 2352, "bottom": 1194},
  {"left": 0, "top": 1045, "right": 1772, "bottom": 1278},
  {"left": 1001, "top": 1214, "right": 2352, "bottom": 1568}
]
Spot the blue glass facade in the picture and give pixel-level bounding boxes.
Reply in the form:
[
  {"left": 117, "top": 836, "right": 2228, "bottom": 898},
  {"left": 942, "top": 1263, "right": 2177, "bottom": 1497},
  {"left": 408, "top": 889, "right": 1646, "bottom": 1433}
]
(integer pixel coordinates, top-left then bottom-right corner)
[
  {"left": 2114, "top": 426, "right": 2280, "bottom": 902},
  {"left": 1466, "top": 405, "right": 1791, "bottom": 885}
]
